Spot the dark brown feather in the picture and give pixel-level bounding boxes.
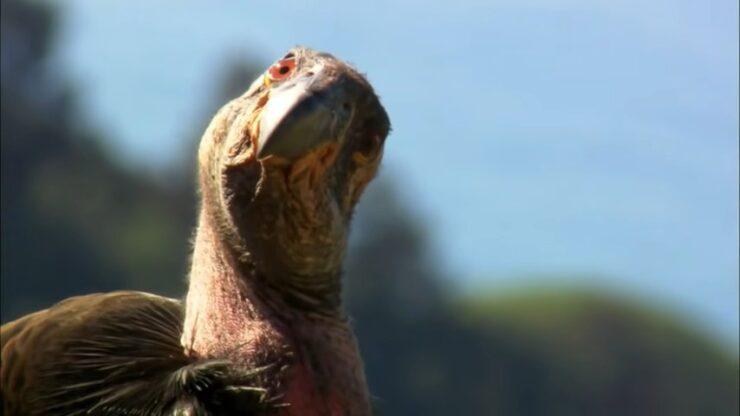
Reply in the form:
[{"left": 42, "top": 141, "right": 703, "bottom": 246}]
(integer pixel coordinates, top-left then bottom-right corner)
[{"left": 1, "top": 291, "right": 277, "bottom": 415}]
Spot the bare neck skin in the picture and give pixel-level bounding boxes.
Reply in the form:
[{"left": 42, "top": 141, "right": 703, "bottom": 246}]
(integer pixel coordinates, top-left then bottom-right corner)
[{"left": 182, "top": 171, "right": 371, "bottom": 415}]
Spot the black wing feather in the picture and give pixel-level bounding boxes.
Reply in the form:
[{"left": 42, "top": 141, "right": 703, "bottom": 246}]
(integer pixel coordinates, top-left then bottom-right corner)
[{"left": 1, "top": 291, "right": 278, "bottom": 415}]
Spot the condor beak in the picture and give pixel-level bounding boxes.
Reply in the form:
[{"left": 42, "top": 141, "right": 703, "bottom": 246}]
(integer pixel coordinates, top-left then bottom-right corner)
[{"left": 257, "top": 64, "right": 354, "bottom": 161}]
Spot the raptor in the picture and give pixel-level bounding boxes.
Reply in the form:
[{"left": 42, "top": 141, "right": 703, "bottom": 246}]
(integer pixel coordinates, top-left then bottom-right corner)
[{"left": 1, "top": 47, "right": 390, "bottom": 415}]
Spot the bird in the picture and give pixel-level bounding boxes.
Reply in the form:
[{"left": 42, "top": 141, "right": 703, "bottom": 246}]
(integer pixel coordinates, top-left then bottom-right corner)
[{"left": 1, "top": 47, "right": 391, "bottom": 416}]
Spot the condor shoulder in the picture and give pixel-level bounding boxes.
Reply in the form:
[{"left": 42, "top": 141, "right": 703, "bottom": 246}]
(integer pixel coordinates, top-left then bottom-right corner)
[{"left": 1, "top": 291, "right": 183, "bottom": 415}]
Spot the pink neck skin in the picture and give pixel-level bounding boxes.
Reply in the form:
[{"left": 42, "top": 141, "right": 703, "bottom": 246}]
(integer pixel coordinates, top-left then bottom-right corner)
[{"left": 181, "top": 209, "right": 371, "bottom": 416}]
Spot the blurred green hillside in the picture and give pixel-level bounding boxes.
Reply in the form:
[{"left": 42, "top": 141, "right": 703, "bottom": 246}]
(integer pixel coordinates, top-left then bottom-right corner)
[
  {"left": 1, "top": 1, "right": 737, "bottom": 415},
  {"left": 460, "top": 290, "right": 738, "bottom": 415}
]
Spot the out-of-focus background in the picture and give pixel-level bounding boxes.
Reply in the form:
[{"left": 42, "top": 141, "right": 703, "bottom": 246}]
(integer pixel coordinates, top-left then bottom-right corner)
[{"left": 1, "top": 0, "right": 738, "bottom": 414}]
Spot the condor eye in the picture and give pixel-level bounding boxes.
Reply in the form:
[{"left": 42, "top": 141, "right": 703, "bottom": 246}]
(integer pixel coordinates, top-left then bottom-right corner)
[{"left": 267, "top": 57, "right": 296, "bottom": 81}]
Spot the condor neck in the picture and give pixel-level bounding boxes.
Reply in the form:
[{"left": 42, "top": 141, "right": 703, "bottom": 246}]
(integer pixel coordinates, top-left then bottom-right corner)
[
  {"left": 180, "top": 194, "right": 346, "bottom": 357},
  {"left": 181, "top": 206, "right": 372, "bottom": 415}
]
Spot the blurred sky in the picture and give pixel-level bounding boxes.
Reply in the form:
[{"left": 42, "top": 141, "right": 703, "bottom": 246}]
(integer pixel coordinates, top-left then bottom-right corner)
[{"left": 51, "top": 0, "right": 738, "bottom": 344}]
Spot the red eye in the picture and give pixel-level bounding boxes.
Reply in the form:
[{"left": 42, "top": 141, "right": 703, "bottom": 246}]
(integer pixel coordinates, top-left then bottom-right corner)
[{"left": 267, "top": 58, "right": 296, "bottom": 81}]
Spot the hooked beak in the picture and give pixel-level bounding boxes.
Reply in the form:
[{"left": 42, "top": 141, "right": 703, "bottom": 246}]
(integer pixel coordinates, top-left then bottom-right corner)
[{"left": 257, "top": 64, "right": 354, "bottom": 161}]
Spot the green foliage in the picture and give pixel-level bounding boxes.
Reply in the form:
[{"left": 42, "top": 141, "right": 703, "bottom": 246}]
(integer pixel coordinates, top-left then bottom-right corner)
[
  {"left": 457, "top": 290, "right": 739, "bottom": 415},
  {"left": 1, "top": 0, "right": 196, "bottom": 319}
]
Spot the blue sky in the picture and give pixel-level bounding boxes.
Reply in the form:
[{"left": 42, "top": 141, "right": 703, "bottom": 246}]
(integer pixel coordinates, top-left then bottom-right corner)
[{"left": 53, "top": 0, "right": 738, "bottom": 344}]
